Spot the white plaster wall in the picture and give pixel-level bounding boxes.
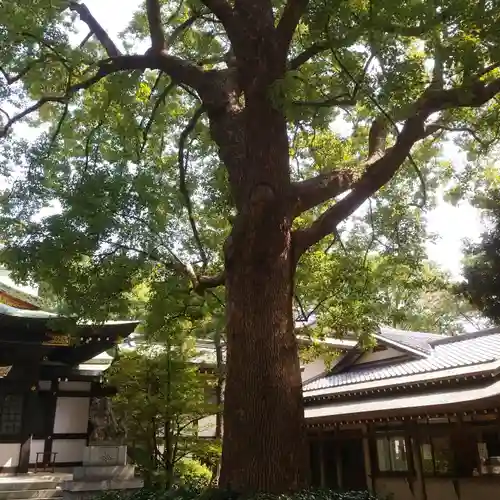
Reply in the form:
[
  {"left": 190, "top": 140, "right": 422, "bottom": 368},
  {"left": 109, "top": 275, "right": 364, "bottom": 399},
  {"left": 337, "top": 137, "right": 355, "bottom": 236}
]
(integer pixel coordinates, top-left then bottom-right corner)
[
  {"left": 29, "top": 439, "right": 45, "bottom": 463},
  {"left": 58, "top": 381, "right": 91, "bottom": 392},
  {"left": 52, "top": 439, "right": 86, "bottom": 463},
  {"left": 198, "top": 415, "right": 217, "bottom": 437},
  {"left": 301, "top": 359, "right": 327, "bottom": 384},
  {"left": 0, "top": 443, "right": 20, "bottom": 467},
  {"left": 353, "top": 347, "right": 404, "bottom": 365},
  {"left": 53, "top": 397, "right": 90, "bottom": 434}
]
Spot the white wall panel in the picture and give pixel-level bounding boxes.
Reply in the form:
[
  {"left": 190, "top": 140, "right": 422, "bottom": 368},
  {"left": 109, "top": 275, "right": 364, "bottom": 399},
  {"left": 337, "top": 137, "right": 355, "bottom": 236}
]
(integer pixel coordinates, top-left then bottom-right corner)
[
  {"left": 0, "top": 443, "right": 20, "bottom": 467},
  {"left": 53, "top": 397, "right": 90, "bottom": 434},
  {"left": 52, "top": 439, "right": 86, "bottom": 463}
]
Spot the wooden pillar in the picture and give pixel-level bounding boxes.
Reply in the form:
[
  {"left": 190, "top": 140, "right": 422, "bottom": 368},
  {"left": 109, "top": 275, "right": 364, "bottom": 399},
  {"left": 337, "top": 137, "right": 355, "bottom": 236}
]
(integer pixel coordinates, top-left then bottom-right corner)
[
  {"left": 18, "top": 386, "right": 38, "bottom": 473},
  {"left": 18, "top": 363, "right": 41, "bottom": 473},
  {"left": 319, "top": 437, "right": 326, "bottom": 487},
  {"left": 362, "top": 424, "right": 375, "bottom": 493},
  {"left": 335, "top": 442, "right": 343, "bottom": 489},
  {"left": 410, "top": 423, "right": 427, "bottom": 500},
  {"left": 42, "top": 380, "right": 58, "bottom": 464}
]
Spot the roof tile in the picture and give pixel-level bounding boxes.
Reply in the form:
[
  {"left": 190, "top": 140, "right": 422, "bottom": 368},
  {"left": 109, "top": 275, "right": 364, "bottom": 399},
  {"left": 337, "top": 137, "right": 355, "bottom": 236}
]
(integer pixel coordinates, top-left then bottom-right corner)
[{"left": 303, "top": 328, "right": 500, "bottom": 393}]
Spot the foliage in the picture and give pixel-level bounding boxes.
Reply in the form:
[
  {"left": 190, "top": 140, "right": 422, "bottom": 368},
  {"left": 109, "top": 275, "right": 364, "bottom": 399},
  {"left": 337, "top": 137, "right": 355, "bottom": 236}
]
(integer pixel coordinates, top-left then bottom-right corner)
[
  {"left": 175, "top": 459, "right": 213, "bottom": 491},
  {"left": 107, "top": 327, "right": 220, "bottom": 488},
  {"left": 0, "top": 0, "right": 494, "bottom": 333},
  {"left": 460, "top": 189, "right": 500, "bottom": 325},
  {"left": 93, "top": 489, "right": 384, "bottom": 500}
]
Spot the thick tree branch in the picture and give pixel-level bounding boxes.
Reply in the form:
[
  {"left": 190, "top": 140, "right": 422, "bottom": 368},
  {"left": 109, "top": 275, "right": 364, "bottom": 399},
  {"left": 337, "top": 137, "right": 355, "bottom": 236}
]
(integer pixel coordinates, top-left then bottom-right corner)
[
  {"left": 293, "top": 117, "right": 427, "bottom": 256},
  {"left": 199, "top": 0, "right": 237, "bottom": 37},
  {"left": 293, "top": 72, "right": 500, "bottom": 257},
  {"left": 168, "top": 251, "right": 225, "bottom": 295},
  {"left": 146, "top": 0, "right": 166, "bottom": 52},
  {"left": 291, "top": 169, "right": 357, "bottom": 217},
  {"left": 276, "top": 0, "right": 310, "bottom": 60},
  {"left": 288, "top": 42, "right": 329, "bottom": 70},
  {"left": 69, "top": 1, "right": 121, "bottom": 57},
  {"left": 0, "top": 53, "right": 209, "bottom": 138},
  {"left": 195, "top": 272, "right": 226, "bottom": 294}
]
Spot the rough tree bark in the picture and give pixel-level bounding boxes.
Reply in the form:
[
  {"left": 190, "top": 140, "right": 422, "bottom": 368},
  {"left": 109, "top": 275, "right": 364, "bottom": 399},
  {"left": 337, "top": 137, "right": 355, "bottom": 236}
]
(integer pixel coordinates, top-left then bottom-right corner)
[{"left": 217, "top": 96, "right": 309, "bottom": 491}]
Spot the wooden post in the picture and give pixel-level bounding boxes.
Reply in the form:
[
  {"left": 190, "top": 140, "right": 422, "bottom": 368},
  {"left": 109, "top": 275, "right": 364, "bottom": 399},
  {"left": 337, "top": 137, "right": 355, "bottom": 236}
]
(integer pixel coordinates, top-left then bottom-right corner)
[
  {"left": 18, "top": 386, "right": 38, "bottom": 473},
  {"left": 361, "top": 424, "right": 374, "bottom": 493},
  {"left": 42, "top": 380, "right": 58, "bottom": 466},
  {"left": 319, "top": 437, "right": 326, "bottom": 487},
  {"left": 18, "top": 362, "right": 41, "bottom": 473},
  {"left": 410, "top": 423, "right": 427, "bottom": 500},
  {"left": 335, "top": 442, "right": 343, "bottom": 489}
]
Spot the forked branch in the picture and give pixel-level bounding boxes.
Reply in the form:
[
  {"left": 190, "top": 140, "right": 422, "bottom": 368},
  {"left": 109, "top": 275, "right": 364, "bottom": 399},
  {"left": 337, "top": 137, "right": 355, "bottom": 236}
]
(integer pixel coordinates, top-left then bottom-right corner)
[
  {"left": 69, "top": 1, "right": 121, "bottom": 57},
  {"left": 293, "top": 71, "right": 500, "bottom": 257},
  {"left": 276, "top": 0, "right": 310, "bottom": 61},
  {"left": 199, "top": 0, "right": 238, "bottom": 40},
  {"left": 146, "top": 0, "right": 166, "bottom": 52}
]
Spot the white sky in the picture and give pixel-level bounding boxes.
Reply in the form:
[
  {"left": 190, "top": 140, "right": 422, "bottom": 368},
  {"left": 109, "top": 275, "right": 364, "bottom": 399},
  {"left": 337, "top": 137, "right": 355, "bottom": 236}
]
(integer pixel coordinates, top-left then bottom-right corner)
[{"left": 0, "top": 0, "right": 487, "bottom": 294}]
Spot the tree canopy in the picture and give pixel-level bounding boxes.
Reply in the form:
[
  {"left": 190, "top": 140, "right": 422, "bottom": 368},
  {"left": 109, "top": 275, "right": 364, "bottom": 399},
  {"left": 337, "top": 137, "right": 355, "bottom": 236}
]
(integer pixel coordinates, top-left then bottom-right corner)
[
  {"left": 1, "top": 0, "right": 499, "bottom": 492},
  {"left": 461, "top": 189, "right": 500, "bottom": 325}
]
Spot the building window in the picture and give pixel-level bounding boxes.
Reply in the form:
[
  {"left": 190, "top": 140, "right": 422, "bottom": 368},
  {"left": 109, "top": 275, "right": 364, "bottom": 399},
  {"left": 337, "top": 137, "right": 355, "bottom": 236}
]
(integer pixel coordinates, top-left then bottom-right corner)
[
  {"left": 375, "top": 435, "right": 409, "bottom": 472},
  {"left": 420, "top": 435, "right": 455, "bottom": 475},
  {"left": 0, "top": 395, "right": 23, "bottom": 435}
]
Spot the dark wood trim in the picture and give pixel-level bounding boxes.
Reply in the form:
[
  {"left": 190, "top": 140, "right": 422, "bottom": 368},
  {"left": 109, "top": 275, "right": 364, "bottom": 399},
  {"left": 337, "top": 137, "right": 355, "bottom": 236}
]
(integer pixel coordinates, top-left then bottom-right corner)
[
  {"left": 0, "top": 436, "right": 21, "bottom": 443},
  {"left": 18, "top": 361, "right": 42, "bottom": 474},
  {"left": 54, "top": 391, "right": 91, "bottom": 398},
  {"left": 27, "top": 461, "right": 83, "bottom": 469},
  {"left": 18, "top": 389, "right": 37, "bottom": 473},
  {"left": 52, "top": 433, "right": 88, "bottom": 440},
  {"left": 43, "top": 380, "right": 57, "bottom": 459},
  {"left": 411, "top": 422, "right": 428, "bottom": 500}
]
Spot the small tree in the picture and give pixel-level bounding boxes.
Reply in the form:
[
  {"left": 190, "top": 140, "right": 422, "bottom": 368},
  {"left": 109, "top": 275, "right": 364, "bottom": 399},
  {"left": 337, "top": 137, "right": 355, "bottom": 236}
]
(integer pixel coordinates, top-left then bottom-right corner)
[{"left": 108, "top": 338, "right": 220, "bottom": 488}]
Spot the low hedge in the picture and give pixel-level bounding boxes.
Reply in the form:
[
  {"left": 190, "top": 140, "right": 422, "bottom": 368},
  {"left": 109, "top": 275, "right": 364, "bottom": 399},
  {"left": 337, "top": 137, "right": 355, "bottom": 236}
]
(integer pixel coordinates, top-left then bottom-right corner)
[{"left": 95, "top": 488, "right": 385, "bottom": 500}]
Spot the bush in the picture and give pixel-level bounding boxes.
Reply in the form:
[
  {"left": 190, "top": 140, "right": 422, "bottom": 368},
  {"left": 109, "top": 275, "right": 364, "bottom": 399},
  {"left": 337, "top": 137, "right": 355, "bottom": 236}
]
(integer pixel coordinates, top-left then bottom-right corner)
[
  {"left": 174, "top": 459, "right": 213, "bottom": 491},
  {"left": 94, "top": 488, "right": 385, "bottom": 500}
]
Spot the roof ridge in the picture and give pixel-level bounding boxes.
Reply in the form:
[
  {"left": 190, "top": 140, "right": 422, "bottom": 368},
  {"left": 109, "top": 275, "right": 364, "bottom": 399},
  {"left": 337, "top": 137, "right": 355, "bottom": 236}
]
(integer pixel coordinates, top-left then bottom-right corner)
[
  {"left": 431, "top": 327, "right": 500, "bottom": 346},
  {"left": 0, "top": 281, "right": 45, "bottom": 308}
]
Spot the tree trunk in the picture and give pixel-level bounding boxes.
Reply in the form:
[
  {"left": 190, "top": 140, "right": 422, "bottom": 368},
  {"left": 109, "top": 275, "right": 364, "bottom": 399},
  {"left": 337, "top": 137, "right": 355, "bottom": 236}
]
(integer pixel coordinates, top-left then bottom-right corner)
[
  {"left": 210, "top": 329, "right": 224, "bottom": 485},
  {"left": 216, "top": 97, "right": 310, "bottom": 492}
]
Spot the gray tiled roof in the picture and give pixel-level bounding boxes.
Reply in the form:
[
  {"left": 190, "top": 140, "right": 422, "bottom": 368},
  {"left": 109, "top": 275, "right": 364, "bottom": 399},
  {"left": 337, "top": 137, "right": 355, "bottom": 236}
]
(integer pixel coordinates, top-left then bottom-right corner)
[
  {"left": 377, "top": 327, "right": 442, "bottom": 354},
  {"left": 303, "top": 328, "right": 500, "bottom": 393}
]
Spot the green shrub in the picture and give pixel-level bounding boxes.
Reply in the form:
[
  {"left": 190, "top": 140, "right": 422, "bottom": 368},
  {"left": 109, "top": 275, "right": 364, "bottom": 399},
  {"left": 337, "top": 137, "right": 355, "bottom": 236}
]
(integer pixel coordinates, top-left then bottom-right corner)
[
  {"left": 174, "top": 459, "right": 213, "bottom": 491},
  {"left": 94, "top": 487, "right": 384, "bottom": 500}
]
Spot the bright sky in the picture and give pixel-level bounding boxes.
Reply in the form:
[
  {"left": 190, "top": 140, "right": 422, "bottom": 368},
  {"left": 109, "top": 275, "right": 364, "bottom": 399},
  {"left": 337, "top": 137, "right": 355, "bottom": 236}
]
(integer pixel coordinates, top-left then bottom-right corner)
[{"left": 0, "top": 0, "right": 486, "bottom": 295}]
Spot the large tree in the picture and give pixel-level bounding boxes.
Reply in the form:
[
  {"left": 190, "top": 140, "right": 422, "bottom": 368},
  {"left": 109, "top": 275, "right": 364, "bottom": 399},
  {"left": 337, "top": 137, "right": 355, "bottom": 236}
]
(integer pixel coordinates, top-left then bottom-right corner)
[
  {"left": 1, "top": 0, "right": 500, "bottom": 492},
  {"left": 460, "top": 189, "right": 500, "bottom": 324}
]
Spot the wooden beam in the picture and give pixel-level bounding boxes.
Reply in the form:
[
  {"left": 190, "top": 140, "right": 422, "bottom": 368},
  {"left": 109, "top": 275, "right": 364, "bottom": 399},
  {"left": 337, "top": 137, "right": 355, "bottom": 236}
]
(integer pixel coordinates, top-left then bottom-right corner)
[
  {"left": 17, "top": 362, "right": 41, "bottom": 473},
  {"left": 18, "top": 389, "right": 37, "bottom": 472},
  {"left": 410, "top": 422, "right": 428, "bottom": 500},
  {"left": 42, "top": 381, "right": 57, "bottom": 464},
  {"left": 361, "top": 424, "right": 375, "bottom": 493}
]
